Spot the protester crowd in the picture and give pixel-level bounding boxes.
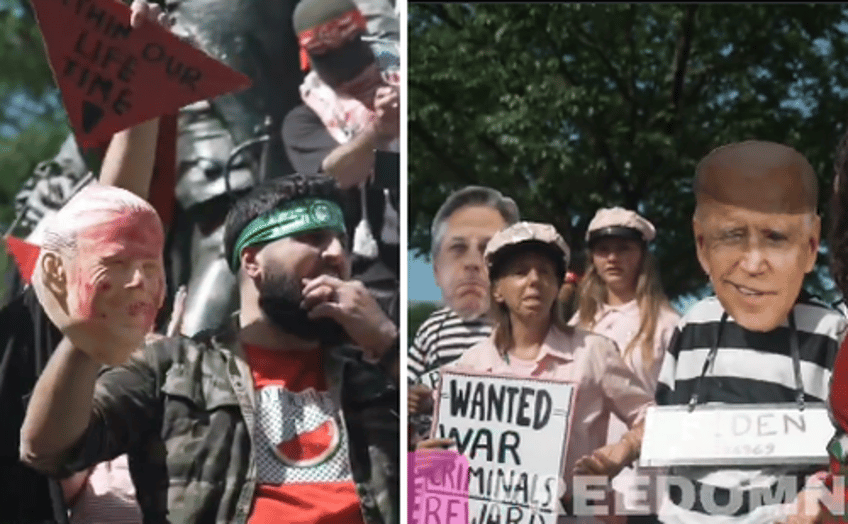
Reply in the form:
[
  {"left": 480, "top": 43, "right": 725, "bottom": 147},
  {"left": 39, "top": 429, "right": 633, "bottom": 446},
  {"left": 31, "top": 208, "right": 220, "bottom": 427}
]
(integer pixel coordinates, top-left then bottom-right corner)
[
  {"left": 409, "top": 141, "right": 848, "bottom": 524},
  {"left": 5, "top": 0, "right": 848, "bottom": 523},
  {"left": 1, "top": 0, "right": 399, "bottom": 523}
]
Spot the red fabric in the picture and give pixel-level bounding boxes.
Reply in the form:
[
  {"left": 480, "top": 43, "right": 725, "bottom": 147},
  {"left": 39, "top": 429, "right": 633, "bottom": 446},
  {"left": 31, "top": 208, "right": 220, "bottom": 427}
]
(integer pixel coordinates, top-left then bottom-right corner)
[
  {"left": 244, "top": 344, "right": 326, "bottom": 392},
  {"left": 829, "top": 337, "right": 848, "bottom": 521},
  {"left": 4, "top": 236, "right": 41, "bottom": 284},
  {"left": 300, "top": 47, "right": 311, "bottom": 72},
  {"left": 248, "top": 484, "right": 365, "bottom": 524},
  {"left": 296, "top": 9, "right": 367, "bottom": 54},
  {"left": 243, "top": 344, "right": 364, "bottom": 524},
  {"left": 825, "top": 459, "right": 848, "bottom": 521},
  {"left": 830, "top": 337, "right": 848, "bottom": 433}
]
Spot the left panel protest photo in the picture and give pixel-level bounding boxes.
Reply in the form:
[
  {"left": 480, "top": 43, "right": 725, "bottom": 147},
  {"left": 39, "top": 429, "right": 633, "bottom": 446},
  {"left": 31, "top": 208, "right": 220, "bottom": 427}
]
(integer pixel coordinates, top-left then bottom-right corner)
[{"left": 0, "top": 0, "right": 401, "bottom": 522}]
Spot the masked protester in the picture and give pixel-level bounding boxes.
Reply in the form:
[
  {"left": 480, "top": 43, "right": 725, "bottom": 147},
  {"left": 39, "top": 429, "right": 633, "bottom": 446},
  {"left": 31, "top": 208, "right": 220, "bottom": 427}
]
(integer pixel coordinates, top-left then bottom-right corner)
[
  {"left": 655, "top": 141, "right": 845, "bottom": 524},
  {"left": 284, "top": 0, "right": 400, "bottom": 319},
  {"left": 406, "top": 186, "right": 520, "bottom": 448},
  {"left": 21, "top": 173, "right": 400, "bottom": 524}
]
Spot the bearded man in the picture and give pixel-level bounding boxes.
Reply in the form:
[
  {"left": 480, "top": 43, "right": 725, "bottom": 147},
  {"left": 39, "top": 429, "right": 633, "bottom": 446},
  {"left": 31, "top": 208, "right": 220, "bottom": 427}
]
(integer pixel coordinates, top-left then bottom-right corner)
[{"left": 21, "top": 173, "right": 399, "bottom": 524}]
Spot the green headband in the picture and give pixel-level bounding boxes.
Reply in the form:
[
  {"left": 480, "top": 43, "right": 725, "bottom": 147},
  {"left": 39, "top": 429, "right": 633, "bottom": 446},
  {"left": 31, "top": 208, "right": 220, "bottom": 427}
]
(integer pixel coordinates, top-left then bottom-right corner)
[{"left": 230, "top": 197, "right": 347, "bottom": 271}]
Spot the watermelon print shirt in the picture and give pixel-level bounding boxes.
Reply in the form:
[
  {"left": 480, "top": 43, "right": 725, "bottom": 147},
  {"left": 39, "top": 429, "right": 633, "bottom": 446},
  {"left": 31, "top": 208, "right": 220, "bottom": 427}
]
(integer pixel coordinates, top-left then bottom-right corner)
[
  {"left": 244, "top": 343, "right": 366, "bottom": 524},
  {"left": 36, "top": 325, "right": 399, "bottom": 523}
]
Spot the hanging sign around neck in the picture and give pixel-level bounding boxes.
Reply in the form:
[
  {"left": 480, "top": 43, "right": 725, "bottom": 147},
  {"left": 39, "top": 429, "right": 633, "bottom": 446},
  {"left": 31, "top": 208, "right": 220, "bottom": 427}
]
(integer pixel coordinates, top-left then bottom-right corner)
[{"left": 640, "top": 403, "right": 832, "bottom": 468}]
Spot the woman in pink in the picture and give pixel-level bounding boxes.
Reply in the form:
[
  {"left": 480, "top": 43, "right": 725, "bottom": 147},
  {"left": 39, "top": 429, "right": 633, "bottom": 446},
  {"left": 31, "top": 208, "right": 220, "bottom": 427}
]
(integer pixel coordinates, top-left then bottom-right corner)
[
  {"left": 445, "top": 221, "right": 655, "bottom": 523},
  {"left": 572, "top": 208, "right": 680, "bottom": 524}
]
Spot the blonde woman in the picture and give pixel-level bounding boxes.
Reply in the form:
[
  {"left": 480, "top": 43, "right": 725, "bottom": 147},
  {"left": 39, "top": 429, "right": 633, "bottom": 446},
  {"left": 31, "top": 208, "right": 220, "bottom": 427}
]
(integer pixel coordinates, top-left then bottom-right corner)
[{"left": 573, "top": 207, "right": 680, "bottom": 523}]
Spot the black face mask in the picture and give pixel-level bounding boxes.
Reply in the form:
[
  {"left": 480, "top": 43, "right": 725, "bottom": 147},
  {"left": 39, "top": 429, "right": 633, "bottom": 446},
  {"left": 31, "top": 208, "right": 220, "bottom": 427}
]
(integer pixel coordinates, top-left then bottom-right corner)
[{"left": 258, "top": 271, "right": 348, "bottom": 346}]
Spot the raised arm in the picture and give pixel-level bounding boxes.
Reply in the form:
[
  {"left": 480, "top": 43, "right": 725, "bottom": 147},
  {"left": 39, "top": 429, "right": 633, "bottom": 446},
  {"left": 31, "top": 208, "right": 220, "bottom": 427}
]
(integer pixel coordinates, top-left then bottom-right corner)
[
  {"left": 20, "top": 0, "right": 173, "bottom": 475},
  {"left": 19, "top": 338, "right": 100, "bottom": 473},
  {"left": 321, "top": 86, "right": 398, "bottom": 189},
  {"left": 95, "top": 0, "right": 173, "bottom": 196},
  {"left": 98, "top": 117, "right": 160, "bottom": 198},
  {"left": 20, "top": 337, "right": 163, "bottom": 475}
]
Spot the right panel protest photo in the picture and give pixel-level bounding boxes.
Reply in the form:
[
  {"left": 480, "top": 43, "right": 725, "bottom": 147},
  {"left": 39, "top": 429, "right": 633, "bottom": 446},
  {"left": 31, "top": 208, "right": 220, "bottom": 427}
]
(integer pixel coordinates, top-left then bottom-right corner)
[{"left": 405, "top": 4, "right": 848, "bottom": 524}]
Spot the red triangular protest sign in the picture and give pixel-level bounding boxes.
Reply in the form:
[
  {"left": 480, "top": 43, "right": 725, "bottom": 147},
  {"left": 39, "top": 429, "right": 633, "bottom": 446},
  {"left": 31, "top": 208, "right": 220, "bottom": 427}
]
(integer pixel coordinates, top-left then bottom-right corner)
[
  {"left": 5, "top": 236, "right": 41, "bottom": 284},
  {"left": 30, "top": 0, "right": 252, "bottom": 147}
]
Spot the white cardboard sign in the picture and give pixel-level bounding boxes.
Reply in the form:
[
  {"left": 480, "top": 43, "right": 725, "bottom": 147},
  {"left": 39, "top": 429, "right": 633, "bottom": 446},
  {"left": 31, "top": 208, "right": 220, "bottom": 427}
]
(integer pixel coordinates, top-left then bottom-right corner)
[
  {"left": 640, "top": 403, "right": 832, "bottom": 468},
  {"left": 432, "top": 369, "right": 577, "bottom": 524}
]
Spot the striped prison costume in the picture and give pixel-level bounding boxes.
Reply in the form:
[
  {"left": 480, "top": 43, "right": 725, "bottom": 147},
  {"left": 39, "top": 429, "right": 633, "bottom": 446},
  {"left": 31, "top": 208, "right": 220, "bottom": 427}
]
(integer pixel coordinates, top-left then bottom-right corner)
[
  {"left": 407, "top": 307, "right": 491, "bottom": 388},
  {"left": 407, "top": 307, "right": 491, "bottom": 441},
  {"left": 655, "top": 294, "right": 846, "bottom": 524}
]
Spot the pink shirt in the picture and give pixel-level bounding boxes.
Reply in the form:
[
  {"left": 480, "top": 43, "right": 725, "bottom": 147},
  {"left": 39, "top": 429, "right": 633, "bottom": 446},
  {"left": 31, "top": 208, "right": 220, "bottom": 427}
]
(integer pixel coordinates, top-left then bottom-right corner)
[
  {"left": 69, "top": 454, "right": 142, "bottom": 524},
  {"left": 576, "top": 301, "right": 680, "bottom": 393},
  {"left": 571, "top": 301, "right": 680, "bottom": 513},
  {"left": 445, "top": 325, "right": 655, "bottom": 494}
]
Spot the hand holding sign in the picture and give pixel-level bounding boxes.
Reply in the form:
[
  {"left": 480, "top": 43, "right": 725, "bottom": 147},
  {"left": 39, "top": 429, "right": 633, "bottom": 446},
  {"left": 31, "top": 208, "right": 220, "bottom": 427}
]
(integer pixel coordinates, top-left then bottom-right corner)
[
  {"left": 408, "top": 383, "right": 434, "bottom": 415},
  {"left": 433, "top": 370, "right": 576, "bottom": 523},
  {"left": 777, "top": 488, "right": 825, "bottom": 524},
  {"left": 574, "top": 421, "right": 642, "bottom": 479},
  {"left": 129, "top": 0, "right": 170, "bottom": 29}
]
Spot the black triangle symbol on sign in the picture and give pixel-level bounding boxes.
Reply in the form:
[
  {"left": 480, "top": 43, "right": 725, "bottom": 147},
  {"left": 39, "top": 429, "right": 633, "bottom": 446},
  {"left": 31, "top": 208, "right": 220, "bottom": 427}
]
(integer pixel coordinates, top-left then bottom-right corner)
[{"left": 81, "top": 101, "right": 105, "bottom": 133}]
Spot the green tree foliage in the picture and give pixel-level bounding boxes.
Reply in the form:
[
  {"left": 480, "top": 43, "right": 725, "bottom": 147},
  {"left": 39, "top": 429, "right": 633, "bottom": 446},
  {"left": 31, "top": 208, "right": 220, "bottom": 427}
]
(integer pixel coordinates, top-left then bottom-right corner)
[
  {"left": 408, "top": 3, "right": 848, "bottom": 301},
  {"left": 0, "top": 0, "right": 55, "bottom": 94},
  {"left": 0, "top": 0, "right": 69, "bottom": 303},
  {"left": 408, "top": 301, "right": 440, "bottom": 340},
  {"left": 0, "top": 0, "right": 69, "bottom": 228}
]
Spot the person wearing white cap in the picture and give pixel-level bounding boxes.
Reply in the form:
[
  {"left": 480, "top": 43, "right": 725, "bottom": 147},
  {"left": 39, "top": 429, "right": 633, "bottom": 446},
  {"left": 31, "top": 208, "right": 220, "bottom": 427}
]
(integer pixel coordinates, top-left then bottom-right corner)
[
  {"left": 572, "top": 207, "right": 680, "bottom": 523},
  {"left": 441, "top": 221, "right": 655, "bottom": 523}
]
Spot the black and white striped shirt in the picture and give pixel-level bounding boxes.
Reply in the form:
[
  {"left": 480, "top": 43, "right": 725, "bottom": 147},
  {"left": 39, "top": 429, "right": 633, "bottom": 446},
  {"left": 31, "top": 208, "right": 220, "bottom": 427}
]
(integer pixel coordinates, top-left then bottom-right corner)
[
  {"left": 655, "top": 294, "right": 846, "bottom": 523},
  {"left": 406, "top": 307, "right": 491, "bottom": 388}
]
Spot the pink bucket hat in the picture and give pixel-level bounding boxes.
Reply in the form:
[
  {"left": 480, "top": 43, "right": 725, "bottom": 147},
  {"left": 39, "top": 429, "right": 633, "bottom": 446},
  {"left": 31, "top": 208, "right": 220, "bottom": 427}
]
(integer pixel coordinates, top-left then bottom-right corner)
[{"left": 586, "top": 207, "right": 656, "bottom": 246}]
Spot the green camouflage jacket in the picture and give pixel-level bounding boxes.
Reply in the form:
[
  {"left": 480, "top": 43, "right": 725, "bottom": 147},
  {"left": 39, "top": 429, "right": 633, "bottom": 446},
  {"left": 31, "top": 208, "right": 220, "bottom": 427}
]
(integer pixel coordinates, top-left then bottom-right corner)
[{"left": 47, "top": 327, "right": 399, "bottom": 524}]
